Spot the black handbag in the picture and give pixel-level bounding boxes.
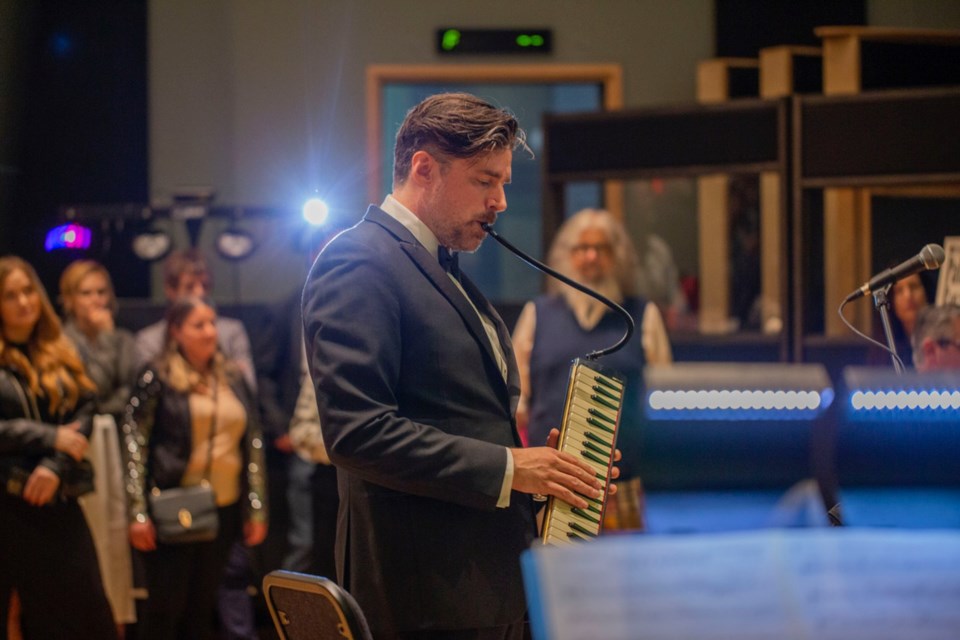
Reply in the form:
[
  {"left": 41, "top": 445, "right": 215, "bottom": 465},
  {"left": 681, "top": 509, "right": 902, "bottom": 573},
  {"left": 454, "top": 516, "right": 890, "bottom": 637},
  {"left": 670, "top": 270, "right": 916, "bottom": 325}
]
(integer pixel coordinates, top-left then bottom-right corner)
[
  {"left": 147, "top": 378, "right": 220, "bottom": 544},
  {"left": 148, "top": 483, "right": 219, "bottom": 544}
]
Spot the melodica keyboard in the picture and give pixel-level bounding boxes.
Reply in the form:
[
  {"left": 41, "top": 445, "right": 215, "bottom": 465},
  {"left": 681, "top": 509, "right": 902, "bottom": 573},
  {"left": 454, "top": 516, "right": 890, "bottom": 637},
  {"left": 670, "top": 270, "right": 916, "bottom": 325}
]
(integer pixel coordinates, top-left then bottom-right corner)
[{"left": 540, "top": 358, "right": 625, "bottom": 546}]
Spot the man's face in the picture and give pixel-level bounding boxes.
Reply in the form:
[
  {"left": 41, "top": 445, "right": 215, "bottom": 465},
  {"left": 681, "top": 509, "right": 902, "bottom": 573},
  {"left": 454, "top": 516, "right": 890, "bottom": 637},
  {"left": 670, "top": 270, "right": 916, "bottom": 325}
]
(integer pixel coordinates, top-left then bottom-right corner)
[
  {"left": 932, "top": 318, "right": 960, "bottom": 370},
  {"left": 420, "top": 149, "right": 512, "bottom": 253},
  {"left": 166, "top": 272, "right": 210, "bottom": 301},
  {"left": 918, "top": 317, "right": 960, "bottom": 372},
  {"left": 570, "top": 228, "right": 615, "bottom": 285}
]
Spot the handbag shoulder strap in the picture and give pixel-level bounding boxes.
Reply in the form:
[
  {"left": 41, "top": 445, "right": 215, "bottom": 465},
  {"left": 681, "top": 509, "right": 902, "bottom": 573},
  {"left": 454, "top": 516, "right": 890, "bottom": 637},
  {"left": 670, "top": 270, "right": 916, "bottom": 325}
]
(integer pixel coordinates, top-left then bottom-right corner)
[
  {"left": 200, "top": 375, "right": 218, "bottom": 483},
  {"left": 150, "top": 375, "right": 219, "bottom": 493}
]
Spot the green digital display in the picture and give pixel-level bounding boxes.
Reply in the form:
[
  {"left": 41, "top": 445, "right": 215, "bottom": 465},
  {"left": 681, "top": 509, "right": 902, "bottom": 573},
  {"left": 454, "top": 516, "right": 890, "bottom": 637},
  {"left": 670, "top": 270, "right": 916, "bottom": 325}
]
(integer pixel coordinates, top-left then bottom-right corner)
[{"left": 436, "top": 28, "right": 552, "bottom": 55}]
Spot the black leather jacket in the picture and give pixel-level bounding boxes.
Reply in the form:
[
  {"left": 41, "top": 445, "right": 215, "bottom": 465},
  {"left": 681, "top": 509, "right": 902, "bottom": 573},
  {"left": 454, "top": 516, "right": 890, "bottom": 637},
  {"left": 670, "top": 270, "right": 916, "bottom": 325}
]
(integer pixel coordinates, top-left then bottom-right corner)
[
  {"left": 121, "top": 365, "right": 268, "bottom": 526},
  {"left": 0, "top": 366, "right": 96, "bottom": 499}
]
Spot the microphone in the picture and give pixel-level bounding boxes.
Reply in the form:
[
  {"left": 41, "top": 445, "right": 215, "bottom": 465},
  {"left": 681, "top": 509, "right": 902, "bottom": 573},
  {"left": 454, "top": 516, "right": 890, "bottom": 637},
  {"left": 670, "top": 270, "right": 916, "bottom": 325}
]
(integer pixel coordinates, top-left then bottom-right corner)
[
  {"left": 844, "top": 243, "right": 945, "bottom": 302},
  {"left": 481, "top": 222, "right": 635, "bottom": 359}
]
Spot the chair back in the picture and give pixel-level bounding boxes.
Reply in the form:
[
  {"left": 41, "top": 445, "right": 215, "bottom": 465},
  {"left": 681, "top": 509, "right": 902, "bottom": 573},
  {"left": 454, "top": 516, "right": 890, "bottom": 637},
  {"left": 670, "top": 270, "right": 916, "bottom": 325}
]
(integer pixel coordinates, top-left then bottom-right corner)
[{"left": 262, "top": 570, "right": 373, "bottom": 640}]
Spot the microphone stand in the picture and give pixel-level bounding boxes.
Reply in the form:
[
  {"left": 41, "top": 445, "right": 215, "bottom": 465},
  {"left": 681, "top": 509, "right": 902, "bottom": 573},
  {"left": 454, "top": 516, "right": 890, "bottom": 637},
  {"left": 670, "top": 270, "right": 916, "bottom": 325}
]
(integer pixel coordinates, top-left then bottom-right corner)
[{"left": 872, "top": 285, "right": 904, "bottom": 376}]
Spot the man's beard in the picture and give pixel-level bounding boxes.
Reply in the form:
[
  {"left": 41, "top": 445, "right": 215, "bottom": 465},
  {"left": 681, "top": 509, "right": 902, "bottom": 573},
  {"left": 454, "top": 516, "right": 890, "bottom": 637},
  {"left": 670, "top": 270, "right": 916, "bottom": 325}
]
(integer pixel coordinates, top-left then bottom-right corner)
[
  {"left": 438, "top": 224, "right": 484, "bottom": 253},
  {"left": 561, "top": 275, "right": 622, "bottom": 330},
  {"left": 422, "top": 191, "right": 485, "bottom": 253}
]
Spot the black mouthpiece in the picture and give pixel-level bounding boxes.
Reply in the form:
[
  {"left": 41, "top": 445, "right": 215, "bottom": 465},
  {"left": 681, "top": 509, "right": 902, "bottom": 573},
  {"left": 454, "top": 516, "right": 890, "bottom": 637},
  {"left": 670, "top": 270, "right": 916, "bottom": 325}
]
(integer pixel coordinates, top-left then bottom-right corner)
[{"left": 479, "top": 221, "right": 634, "bottom": 359}]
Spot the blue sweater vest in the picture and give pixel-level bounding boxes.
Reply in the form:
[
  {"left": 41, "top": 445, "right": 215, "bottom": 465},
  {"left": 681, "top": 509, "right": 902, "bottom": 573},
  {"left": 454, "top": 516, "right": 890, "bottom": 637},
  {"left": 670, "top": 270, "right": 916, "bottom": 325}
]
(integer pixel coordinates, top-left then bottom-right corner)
[{"left": 528, "top": 295, "right": 647, "bottom": 479}]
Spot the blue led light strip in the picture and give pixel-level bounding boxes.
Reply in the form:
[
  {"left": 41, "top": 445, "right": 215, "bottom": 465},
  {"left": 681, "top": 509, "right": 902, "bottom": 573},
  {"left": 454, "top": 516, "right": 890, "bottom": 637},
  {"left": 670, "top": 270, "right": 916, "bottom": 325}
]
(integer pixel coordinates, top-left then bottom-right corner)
[
  {"left": 650, "top": 389, "right": 825, "bottom": 411},
  {"left": 850, "top": 389, "right": 960, "bottom": 412},
  {"left": 646, "top": 389, "right": 832, "bottom": 420}
]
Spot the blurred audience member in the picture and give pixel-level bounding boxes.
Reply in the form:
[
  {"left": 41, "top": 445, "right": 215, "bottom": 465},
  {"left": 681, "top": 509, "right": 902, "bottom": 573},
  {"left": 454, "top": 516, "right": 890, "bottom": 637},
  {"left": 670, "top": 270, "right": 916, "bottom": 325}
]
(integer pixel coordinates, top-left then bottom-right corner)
[
  {"left": 0, "top": 256, "right": 116, "bottom": 639},
  {"left": 636, "top": 234, "right": 690, "bottom": 332},
  {"left": 132, "top": 248, "right": 258, "bottom": 639},
  {"left": 60, "top": 260, "right": 136, "bottom": 418},
  {"left": 912, "top": 305, "right": 960, "bottom": 372},
  {"left": 256, "top": 228, "right": 339, "bottom": 579},
  {"left": 512, "top": 208, "right": 672, "bottom": 528},
  {"left": 122, "top": 296, "right": 267, "bottom": 640},
  {"left": 134, "top": 249, "right": 254, "bottom": 389},
  {"left": 729, "top": 175, "right": 761, "bottom": 331},
  {"left": 250, "top": 292, "right": 299, "bottom": 579},
  {"left": 283, "top": 362, "right": 338, "bottom": 577},
  {"left": 60, "top": 260, "right": 139, "bottom": 631}
]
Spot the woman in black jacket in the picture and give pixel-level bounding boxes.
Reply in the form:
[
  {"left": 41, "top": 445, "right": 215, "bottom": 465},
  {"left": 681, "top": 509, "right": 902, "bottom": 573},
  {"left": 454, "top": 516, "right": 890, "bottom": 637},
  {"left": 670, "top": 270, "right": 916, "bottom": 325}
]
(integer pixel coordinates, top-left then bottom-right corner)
[
  {"left": 122, "top": 296, "right": 267, "bottom": 640},
  {"left": 0, "top": 255, "right": 117, "bottom": 639}
]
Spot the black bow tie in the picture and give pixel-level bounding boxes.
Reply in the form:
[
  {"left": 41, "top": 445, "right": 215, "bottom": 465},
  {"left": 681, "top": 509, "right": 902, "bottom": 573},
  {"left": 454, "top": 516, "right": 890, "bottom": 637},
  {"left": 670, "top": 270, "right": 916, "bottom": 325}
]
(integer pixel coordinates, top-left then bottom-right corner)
[{"left": 438, "top": 246, "right": 460, "bottom": 280}]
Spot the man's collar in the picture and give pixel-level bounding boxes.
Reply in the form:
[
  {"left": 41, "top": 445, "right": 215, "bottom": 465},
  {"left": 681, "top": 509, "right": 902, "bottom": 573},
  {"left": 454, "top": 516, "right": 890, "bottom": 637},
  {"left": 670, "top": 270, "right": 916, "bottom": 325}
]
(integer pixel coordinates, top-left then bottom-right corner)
[{"left": 381, "top": 195, "right": 439, "bottom": 257}]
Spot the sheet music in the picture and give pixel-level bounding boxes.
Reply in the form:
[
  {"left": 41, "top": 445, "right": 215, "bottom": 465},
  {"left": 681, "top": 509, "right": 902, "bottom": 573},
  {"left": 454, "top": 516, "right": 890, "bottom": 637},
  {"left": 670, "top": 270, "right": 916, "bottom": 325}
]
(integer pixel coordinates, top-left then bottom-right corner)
[
  {"left": 935, "top": 236, "right": 960, "bottom": 305},
  {"left": 523, "top": 529, "right": 960, "bottom": 640}
]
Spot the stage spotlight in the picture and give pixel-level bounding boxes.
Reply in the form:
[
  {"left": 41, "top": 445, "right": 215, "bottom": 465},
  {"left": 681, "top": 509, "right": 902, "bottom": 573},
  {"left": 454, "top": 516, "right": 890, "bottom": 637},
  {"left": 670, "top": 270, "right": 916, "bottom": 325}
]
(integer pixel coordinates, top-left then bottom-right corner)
[
  {"left": 45, "top": 223, "right": 92, "bottom": 251},
  {"left": 131, "top": 229, "right": 172, "bottom": 261},
  {"left": 303, "top": 198, "right": 329, "bottom": 226},
  {"left": 129, "top": 206, "right": 174, "bottom": 261},
  {"left": 215, "top": 226, "right": 256, "bottom": 260}
]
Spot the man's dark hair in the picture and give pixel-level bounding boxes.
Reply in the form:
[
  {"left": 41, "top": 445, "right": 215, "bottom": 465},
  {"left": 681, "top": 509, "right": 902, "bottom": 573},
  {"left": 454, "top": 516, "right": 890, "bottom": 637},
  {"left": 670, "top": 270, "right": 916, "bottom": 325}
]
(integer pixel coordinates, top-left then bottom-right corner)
[{"left": 392, "top": 92, "right": 529, "bottom": 186}]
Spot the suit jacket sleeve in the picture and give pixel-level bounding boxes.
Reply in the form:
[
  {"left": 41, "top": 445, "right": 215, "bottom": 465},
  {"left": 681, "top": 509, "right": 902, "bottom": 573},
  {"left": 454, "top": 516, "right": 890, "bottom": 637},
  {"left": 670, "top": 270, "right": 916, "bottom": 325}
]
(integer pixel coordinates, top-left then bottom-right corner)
[{"left": 302, "top": 235, "right": 509, "bottom": 511}]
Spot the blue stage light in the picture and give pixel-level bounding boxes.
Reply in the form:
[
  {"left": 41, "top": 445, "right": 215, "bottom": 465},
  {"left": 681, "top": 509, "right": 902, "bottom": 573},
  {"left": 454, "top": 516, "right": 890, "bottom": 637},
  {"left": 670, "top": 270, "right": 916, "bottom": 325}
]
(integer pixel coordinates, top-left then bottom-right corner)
[
  {"left": 44, "top": 223, "right": 91, "bottom": 251},
  {"left": 844, "top": 367, "right": 960, "bottom": 421}
]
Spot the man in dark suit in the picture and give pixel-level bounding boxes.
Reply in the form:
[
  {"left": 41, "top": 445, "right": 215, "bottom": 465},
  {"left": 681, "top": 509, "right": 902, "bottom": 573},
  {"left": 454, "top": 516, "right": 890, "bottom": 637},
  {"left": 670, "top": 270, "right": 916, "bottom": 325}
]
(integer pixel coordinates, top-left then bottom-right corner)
[{"left": 302, "top": 93, "right": 612, "bottom": 639}]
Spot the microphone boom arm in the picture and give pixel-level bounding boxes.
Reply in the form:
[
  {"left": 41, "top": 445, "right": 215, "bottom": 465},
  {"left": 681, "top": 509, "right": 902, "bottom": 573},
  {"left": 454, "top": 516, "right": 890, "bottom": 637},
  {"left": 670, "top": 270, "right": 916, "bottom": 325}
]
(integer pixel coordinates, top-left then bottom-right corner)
[{"left": 481, "top": 223, "right": 635, "bottom": 360}]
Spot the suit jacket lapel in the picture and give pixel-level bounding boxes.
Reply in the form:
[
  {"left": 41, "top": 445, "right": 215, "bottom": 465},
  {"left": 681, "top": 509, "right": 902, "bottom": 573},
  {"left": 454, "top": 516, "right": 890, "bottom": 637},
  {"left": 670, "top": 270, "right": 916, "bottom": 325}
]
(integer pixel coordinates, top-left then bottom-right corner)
[
  {"left": 400, "top": 243, "right": 504, "bottom": 371},
  {"left": 365, "top": 207, "right": 512, "bottom": 395},
  {"left": 458, "top": 274, "right": 521, "bottom": 411}
]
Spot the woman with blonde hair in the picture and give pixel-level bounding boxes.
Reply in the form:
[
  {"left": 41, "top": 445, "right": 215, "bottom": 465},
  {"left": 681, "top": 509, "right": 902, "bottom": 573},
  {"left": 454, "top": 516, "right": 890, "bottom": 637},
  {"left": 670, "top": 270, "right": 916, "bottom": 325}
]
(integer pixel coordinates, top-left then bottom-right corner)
[
  {"left": 60, "top": 259, "right": 138, "bottom": 632},
  {"left": 60, "top": 259, "right": 136, "bottom": 418},
  {"left": 122, "top": 296, "right": 267, "bottom": 640},
  {"left": 0, "top": 255, "right": 117, "bottom": 639}
]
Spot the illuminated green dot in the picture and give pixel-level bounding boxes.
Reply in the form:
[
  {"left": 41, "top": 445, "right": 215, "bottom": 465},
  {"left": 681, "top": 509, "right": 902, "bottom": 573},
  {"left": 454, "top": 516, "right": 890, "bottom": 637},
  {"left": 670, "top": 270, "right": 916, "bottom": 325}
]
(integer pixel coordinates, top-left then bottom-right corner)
[
  {"left": 442, "top": 29, "right": 461, "bottom": 51},
  {"left": 516, "top": 34, "right": 531, "bottom": 47},
  {"left": 531, "top": 35, "right": 544, "bottom": 47}
]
